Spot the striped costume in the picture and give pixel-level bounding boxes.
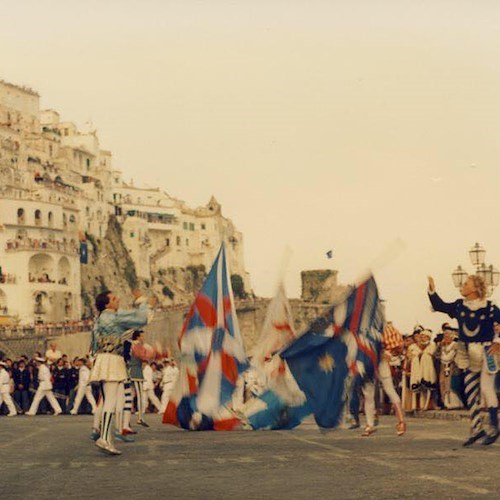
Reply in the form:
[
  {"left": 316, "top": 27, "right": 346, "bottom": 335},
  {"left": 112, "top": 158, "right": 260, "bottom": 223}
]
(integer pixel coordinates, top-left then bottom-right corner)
[{"left": 429, "top": 292, "right": 499, "bottom": 444}]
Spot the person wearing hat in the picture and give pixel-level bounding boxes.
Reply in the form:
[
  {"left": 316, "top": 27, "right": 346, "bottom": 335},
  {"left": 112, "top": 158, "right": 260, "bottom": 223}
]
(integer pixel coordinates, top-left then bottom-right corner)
[
  {"left": 0, "top": 361, "right": 17, "bottom": 416},
  {"left": 160, "top": 358, "right": 179, "bottom": 413},
  {"left": 437, "top": 324, "right": 462, "bottom": 409},
  {"left": 428, "top": 275, "right": 500, "bottom": 446},
  {"left": 408, "top": 328, "right": 437, "bottom": 411},
  {"left": 70, "top": 358, "right": 97, "bottom": 415},
  {"left": 26, "top": 357, "right": 62, "bottom": 416},
  {"left": 89, "top": 290, "right": 153, "bottom": 455},
  {"left": 360, "top": 322, "right": 407, "bottom": 437}
]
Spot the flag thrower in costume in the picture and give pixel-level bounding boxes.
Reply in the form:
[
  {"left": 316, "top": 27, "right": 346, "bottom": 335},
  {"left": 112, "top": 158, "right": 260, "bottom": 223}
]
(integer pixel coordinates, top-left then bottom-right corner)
[
  {"left": 163, "top": 243, "right": 248, "bottom": 429},
  {"left": 280, "top": 275, "right": 385, "bottom": 429}
]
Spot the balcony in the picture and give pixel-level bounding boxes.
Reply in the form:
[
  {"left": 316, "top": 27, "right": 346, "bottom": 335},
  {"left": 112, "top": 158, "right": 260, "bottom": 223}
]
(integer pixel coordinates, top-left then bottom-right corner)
[
  {"left": 5, "top": 238, "right": 80, "bottom": 256},
  {"left": 0, "top": 273, "right": 16, "bottom": 284}
]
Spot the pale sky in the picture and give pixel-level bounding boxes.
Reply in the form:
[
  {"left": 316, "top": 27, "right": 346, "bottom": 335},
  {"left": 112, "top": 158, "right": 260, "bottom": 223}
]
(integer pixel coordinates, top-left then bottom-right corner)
[{"left": 2, "top": 0, "right": 499, "bottom": 332}]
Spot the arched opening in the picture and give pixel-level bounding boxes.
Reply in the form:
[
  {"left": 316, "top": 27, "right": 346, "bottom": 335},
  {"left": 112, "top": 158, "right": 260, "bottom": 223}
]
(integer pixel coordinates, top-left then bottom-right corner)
[
  {"left": 34, "top": 209, "right": 42, "bottom": 226},
  {"left": 48, "top": 211, "right": 54, "bottom": 227},
  {"left": 33, "top": 291, "right": 51, "bottom": 322},
  {"left": 0, "top": 289, "right": 8, "bottom": 314},
  {"left": 63, "top": 292, "right": 73, "bottom": 318},
  {"left": 17, "top": 208, "right": 25, "bottom": 225},
  {"left": 58, "top": 257, "right": 71, "bottom": 285},
  {"left": 29, "top": 253, "right": 55, "bottom": 283}
]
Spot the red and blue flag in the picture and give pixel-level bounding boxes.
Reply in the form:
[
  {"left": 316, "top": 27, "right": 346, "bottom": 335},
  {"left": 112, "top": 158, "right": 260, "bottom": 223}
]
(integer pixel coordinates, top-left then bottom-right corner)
[{"left": 163, "top": 243, "right": 248, "bottom": 430}]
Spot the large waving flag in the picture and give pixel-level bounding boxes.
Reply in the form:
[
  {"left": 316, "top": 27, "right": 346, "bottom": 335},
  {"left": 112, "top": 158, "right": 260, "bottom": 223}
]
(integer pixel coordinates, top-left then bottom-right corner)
[
  {"left": 280, "top": 275, "right": 384, "bottom": 429},
  {"left": 251, "top": 282, "right": 296, "bottom": 365},
  {"left": 163, "top": 243, "right": 248, "bottom": 430},
  {"left": 237, "top": 282, "right": 310, "bottom": 430}
]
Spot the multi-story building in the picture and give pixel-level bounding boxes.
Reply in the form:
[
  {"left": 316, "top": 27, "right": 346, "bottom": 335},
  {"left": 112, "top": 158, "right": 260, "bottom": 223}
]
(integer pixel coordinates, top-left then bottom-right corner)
[
  {"left": 0, "top": 81, "right": 82, "bottom": 324},
  {"left": 0, "top": 79, "right": 250, "bottom": 324},
  {"left": 112, "top": 176, "right": 251, "bottom": 292}
]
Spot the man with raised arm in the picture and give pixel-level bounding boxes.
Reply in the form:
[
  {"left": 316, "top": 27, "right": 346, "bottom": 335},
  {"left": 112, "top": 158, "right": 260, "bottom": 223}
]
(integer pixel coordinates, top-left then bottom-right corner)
[{"left": 428, "top": 275, "right": 499, "bottom": 446}]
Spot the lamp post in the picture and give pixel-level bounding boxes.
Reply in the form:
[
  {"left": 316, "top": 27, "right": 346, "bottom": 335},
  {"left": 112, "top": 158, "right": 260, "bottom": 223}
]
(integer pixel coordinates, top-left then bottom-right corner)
[{"left": 452, "top": 242, "right": 499, "bottom": 296}]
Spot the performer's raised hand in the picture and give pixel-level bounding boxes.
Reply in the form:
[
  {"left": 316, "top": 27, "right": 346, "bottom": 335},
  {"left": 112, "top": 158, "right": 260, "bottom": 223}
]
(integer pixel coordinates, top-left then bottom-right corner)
[
  {"left": 488, "top": 343, "right": 500, "bottom": 355},
  {"left": 427, "top": 276, "right": 436, "bottom": 293}
]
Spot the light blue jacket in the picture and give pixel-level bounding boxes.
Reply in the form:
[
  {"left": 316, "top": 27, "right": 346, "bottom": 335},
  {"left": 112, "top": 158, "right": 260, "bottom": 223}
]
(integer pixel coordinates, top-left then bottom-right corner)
[{"left": 91, "top": 301, "right": 149, "bottom": 355}]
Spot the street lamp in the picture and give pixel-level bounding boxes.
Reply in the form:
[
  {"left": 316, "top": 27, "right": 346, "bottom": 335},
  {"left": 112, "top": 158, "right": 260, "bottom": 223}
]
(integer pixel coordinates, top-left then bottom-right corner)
[
  {"left": 452, "top": 265, "right": 468, "bottom": 288},
  {"left": 452, "top": 243, "right": 498, "bottom": 296},
  {"left": 469, "top": 242, "right": 486, "bottom": 269}
]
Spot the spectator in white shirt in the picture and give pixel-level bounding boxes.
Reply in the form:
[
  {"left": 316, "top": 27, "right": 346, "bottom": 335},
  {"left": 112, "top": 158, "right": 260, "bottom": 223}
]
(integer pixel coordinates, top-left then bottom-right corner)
[
  {"left": 0, "top": 361, "right": 17, "bottom": 416},
  {"left": 160, "top": 359, "right": 179, "bottom": 412},
  {"left": 26, "top": 357, "right": 62, "bottom": 416},
  {"left": 45, "top": 343, "right": 62, "bottom": 366},
  {"left": 142, "top": 361, "right": 162, "bottom": 413},
  {"left": 70, "top": 358, "right": 97, "bottom": 415}
]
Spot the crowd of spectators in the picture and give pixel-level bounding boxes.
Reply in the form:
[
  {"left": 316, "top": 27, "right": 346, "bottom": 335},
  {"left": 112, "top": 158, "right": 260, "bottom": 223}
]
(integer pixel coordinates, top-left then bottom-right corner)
[
  {"left": 375, "top": 322, "right": 499, "bottom": 415},
  {"left": 0, "top": 342, "right": 179, "bottom": 416}
]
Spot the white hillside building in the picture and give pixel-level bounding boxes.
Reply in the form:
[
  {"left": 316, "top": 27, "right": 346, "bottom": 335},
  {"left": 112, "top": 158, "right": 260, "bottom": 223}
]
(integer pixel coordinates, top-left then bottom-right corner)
[{"left": 111, "top": 176, "right": 251, "bottom": 293}]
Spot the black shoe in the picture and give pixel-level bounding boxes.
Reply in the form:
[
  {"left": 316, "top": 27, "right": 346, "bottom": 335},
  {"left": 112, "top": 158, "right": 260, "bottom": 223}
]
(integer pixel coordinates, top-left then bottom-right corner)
[
  {"left": 137, "top": 420, "right": 150, "bottom": 428},
  {"left": 348, "top": 422, "right": 360, "bottom": 430},
  {"left": 482, "top": 430, "right": 499, "bottom": 446},
  {"left": 463, "top": 430, "right": 486, "bottom": 447}
]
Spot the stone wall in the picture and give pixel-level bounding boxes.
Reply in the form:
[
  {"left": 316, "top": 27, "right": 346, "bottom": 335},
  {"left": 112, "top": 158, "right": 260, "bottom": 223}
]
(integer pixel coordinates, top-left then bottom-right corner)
[{"left": 0, "top": 299, "right": 331, "bottom": 359}]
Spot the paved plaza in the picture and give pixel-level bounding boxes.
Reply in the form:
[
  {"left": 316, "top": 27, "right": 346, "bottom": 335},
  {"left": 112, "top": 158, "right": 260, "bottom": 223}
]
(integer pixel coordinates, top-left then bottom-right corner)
[{"left": 1, "top": 415, "right": 499, "bottom": 499}]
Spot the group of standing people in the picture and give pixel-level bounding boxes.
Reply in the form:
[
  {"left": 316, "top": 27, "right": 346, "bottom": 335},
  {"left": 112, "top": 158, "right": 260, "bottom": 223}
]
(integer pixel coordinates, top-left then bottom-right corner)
[
  {"left": 1, "top": 272, "right": 498, "bottom": 452},
  {"left": 88, "top": 289, "right": 179, "bottom": 455},
  {"left": 0, "top": 348, "right": 96, "bottom": 417}
]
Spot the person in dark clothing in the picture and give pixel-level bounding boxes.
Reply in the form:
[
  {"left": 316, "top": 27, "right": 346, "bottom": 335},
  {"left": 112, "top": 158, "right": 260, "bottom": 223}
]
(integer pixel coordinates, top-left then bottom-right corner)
[
  {"left": 67, "top": 357, "right": 79, "bottom": 412},
  {"left": 52, "top": 358, "right": 70, "bottom": 413},
  {"left": 13, "top": 359, "right": 31, "bottom": 413}
]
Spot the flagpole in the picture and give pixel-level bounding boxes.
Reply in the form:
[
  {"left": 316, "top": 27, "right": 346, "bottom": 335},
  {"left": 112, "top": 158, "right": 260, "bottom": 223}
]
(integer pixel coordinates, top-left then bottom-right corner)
[
  {"left": 274, "top": 246, "right": 293, "bottom": 294},
  {"left": 351, "top": 238, "right": 407, "bottom": 288}
]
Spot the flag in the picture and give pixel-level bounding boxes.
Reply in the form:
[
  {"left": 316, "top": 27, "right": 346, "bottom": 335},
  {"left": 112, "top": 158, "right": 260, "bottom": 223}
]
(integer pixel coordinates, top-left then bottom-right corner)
[
  {"left": 280, "top": 276, "right": 384, "bottom": 429},
  {"left": 80, "top": 241, "right": 88, "bottom": 264},
  {"left": 242, "top": 282, "right": 310, "bottom": 429},
  {"left": 163, "top": 243, "right": 248, "bottom": 430},
  {"left": 239, "top": 389, "right": 311, "bottom": 430},
  {"left": 251, "top": 282, "right": 296, "bottom": 365}
]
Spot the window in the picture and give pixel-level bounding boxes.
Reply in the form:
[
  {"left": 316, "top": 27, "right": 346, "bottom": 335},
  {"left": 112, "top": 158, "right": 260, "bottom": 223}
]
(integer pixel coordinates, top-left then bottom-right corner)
[
  {"left": 17, "top": 208, "right": 25, "bottom": 225},
  {"left": 201, "top": 224, "right": 206, "bottom": 230},
  {"left": 183, "top": 222, "right": 188, "bottom": 230},
  {"left": 63, "top": 213, "right": 67, "bottom": 227},
  {"left": 48, "top": 212, "right": 53, "bottom": 227},
  {"left": 69, "top": 215, "right": 76, "bottom": 224},
  {"left": 166, "top": 238, "right": 170, "bottom": 247},
  {"left": 186, "top": 239, "right": 189, "bottom": 247},
  {"left": 86, "top": 158, "right": 90, "bottom": 170},
  {"left": 189, "top": 223, "right": 195, "bottom": 231},
  {"left": 130, "top": 232, "right": 135, "bottom": 238},
  {"left": 176, "top": 236, "right": 181, "bottom": 246},
  {"left": 34, "top": 209, "right": 42, "bottom": 226}
]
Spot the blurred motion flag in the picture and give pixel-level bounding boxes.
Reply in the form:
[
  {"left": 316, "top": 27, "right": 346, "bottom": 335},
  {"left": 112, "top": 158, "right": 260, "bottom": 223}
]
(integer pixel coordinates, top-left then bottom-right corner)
[
  {"left": 280, "top": 276, "right": 384, "bottom": 429},
  {"left": 163, "top": 243, "right": 248, "bottom": 430}
]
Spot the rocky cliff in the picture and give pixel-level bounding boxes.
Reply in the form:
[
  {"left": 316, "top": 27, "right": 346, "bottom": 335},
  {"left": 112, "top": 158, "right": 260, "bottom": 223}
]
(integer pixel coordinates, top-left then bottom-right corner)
[{"left": 80, "top": 215, "right": 143, "bottom": 317}]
